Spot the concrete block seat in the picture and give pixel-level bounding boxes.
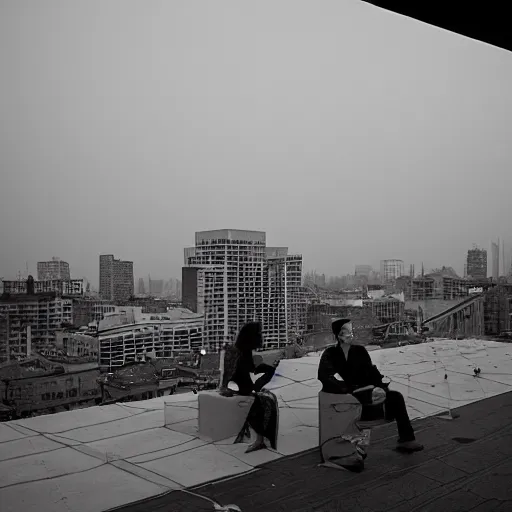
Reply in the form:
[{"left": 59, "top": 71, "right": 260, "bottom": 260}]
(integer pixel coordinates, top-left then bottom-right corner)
[
  {"left": 318, "top": 385, "right": 390, "bottom": 469},
  {"left": 197, "top": 346, "right": 256, "bottom": 443},
  {"left": 198, "top": 390, "right": 254, "bottom": 442}
]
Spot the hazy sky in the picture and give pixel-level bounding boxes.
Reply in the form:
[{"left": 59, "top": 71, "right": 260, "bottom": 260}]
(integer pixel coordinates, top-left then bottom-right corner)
[{"left": 1, "top": 0, "right": 511, "bottom": 285}]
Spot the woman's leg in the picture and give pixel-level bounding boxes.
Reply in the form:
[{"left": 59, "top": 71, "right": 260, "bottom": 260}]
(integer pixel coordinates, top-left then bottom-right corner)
[{"left": 245, "top": 391, "right": 279, "bottom": 452}]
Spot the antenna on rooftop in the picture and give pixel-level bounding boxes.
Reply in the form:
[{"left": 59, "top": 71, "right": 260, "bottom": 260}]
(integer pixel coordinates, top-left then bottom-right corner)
[{"left": 437, "top": 364, "right": 460, "bottom": 421}]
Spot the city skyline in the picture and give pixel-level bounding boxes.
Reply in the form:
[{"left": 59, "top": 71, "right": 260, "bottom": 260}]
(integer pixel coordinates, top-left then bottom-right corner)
[
  {"left": 2, "top": 236, "right": 510, "bottom": 290},
  {"left": 1, "top": 2, "right": 512, "bottom": 285}
]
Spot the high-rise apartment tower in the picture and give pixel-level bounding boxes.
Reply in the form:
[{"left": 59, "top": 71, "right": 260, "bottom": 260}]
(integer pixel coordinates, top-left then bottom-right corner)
[
  {"left": 182, "top": 229, "right": 306, "bottom": 351},
  {"left": 37, "top": 257, "right": 70, "bottom": 281},
  {"left": 99, "top": 254, "right": 134, "bottom": 302}
]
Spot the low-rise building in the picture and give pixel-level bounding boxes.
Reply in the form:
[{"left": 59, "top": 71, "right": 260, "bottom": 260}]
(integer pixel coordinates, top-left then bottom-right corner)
[
  {"left": 55, "top": 330, "right": 99, "bottom": 359},
  {"left": 97, "top": 308, "right": 204, "bottom": 369},
  {"left": 3, "top": 278, "right": 84, "bottom": 296},
  {"left": 0, "top": 294, "right": 74, "bottom": 358},
  {"left": 0, "top": 276, "right": 96, "bottom": 359}
]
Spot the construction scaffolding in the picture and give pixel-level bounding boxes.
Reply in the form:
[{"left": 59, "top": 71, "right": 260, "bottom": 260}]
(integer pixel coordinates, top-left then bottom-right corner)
[
  {"left": 423, "top": 294, "right": 485, "bottom": 338},
  {"left": 484, "top": 285, "right": 512, "bottom": 335},
  {"left": 396, "top": 273, "right": 478, "bottom": 301},
  {"left": 0, "top": 314, "right": 9, "bottom": 363},
  {"left": 362, "top": 298, "right": 404, "bottom": 324},
  {"left": 466, "top": 246, "right": 487, "bottom": 279}
]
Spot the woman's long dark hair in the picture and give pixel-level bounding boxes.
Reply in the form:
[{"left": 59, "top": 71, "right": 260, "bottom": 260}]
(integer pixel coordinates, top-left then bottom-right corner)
[{"left": 235, "top": 321, "right": 263, "bottom": 351}]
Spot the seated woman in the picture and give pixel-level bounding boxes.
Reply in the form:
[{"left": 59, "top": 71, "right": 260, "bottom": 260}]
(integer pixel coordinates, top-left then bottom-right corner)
[
  {"left": 318, "top": 318, "right": 423, "bottom": 454},
  {"left": 225, "top": 321, "right": 280, "bottom": 453}
]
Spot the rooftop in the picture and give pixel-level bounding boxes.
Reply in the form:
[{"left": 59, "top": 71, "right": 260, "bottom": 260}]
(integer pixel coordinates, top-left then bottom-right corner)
[
  {"left": 1, "top": 339, "right": 512, "bottom": 512},
  {"left": 131, "top": 389, "right": 512, "bottom": 512}
]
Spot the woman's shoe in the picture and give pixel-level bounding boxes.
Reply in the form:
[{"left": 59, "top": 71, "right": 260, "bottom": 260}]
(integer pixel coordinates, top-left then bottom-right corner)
[{"left": 245, "top": 441, "right": 266, "bottom": 453}]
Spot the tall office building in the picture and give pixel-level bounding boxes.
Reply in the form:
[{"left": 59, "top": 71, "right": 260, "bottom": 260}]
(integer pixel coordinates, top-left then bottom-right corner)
[
  {"left": 491, "top": 240, "right": 500, "bottom": 282},
  {"left": 149, "top": 278, "right": 164, "bottom": 297},
  {"left": 164, "top": 278, "right": 182, "bottom": 299},
  {"left": 99, "top": 254, "right": 134, "bottom": 302},
  {"left": 466, "top": 247, "right": 487, "bottom": 279},
  {"left": 37, "top": 257, "right": 70, "bottom": 281},
  {"left": 182, "top": 229, "right": 306, "bottom": 351},
  {"left": 264, "top": 247, "right": 306, "bottom": 347},
  {"left": 355, "top": 265, "right": 372, "bottom": 277},
  {"left": 137, "top": 277, "right": 146, "bottom": 295},
  {"left": 380, "top": 260, "right": 404, "bottom": 283}
]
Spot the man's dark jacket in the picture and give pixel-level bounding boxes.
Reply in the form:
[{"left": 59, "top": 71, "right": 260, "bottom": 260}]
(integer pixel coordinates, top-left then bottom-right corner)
[{"left": 318, "top": 344, "right": 384, "bottom": 394}]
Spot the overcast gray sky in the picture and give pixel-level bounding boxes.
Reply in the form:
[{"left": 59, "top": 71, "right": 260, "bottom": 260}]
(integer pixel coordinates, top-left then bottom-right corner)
[{"left": 1, "top": 0, "right": 511, "bottom": 284}]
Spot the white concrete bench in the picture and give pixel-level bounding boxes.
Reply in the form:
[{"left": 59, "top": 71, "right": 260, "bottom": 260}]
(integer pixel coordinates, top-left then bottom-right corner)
[
  {"left": 198, "top": 391, "right": 254, "bottom": 442},
  {"left": 196, "top": 346, "right": 255, "bottom": 443},
  {"left": 318, "top": 385, "right": 389, "bottom": 468}
]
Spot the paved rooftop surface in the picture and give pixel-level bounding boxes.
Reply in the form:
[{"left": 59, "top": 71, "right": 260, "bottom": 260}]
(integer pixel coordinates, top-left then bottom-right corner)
[
  {"left": 118, "top": 390, "right": 512, "bottom": 512},
  {"left": 1, "top": 339, "right": 512, "bottom": 512}
]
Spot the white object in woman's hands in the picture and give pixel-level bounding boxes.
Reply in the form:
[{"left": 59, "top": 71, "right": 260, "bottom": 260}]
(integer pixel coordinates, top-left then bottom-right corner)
[{"left": 372, "top": 387, "right": 386, "bottom": 403}]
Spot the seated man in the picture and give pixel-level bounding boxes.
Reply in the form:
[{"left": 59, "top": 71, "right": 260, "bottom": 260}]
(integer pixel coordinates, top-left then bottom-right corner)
[{"left": 318, "top": 318, "right": 423, "bottom": 453}]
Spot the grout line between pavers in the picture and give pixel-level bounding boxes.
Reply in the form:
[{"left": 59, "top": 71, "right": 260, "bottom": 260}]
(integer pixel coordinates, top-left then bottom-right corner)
[
  {"left": 0, "top": 433, "right": 39, "bottom": 445},
  {"left": 0, "top": 445, "right": 65, "bottom": 462},
  {"left": 104, "top": 437, "right": 205, "bottom": 463},
  {"left": 130, "top": 440, "right": 210, "bottom": 464},
  {"left": 1, "top": 422, "right": 40, "bottom": 438},
  {"left": 0, "top": 461, "right": 108, "bottom": 490},
  {"left": 49, "top": 425, "right": 162, "bottom": 444},
  {"left": 8, "top": 408, "right": 151, "bottom": 436},
  {"left": 110, "top": 458, "right": 182, "bottom": 490}
]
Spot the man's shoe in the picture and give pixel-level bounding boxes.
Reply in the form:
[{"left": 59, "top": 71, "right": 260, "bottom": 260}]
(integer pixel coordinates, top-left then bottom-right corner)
[{"left": 396, "top": 440, "right": 424, "bottom": 453}]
